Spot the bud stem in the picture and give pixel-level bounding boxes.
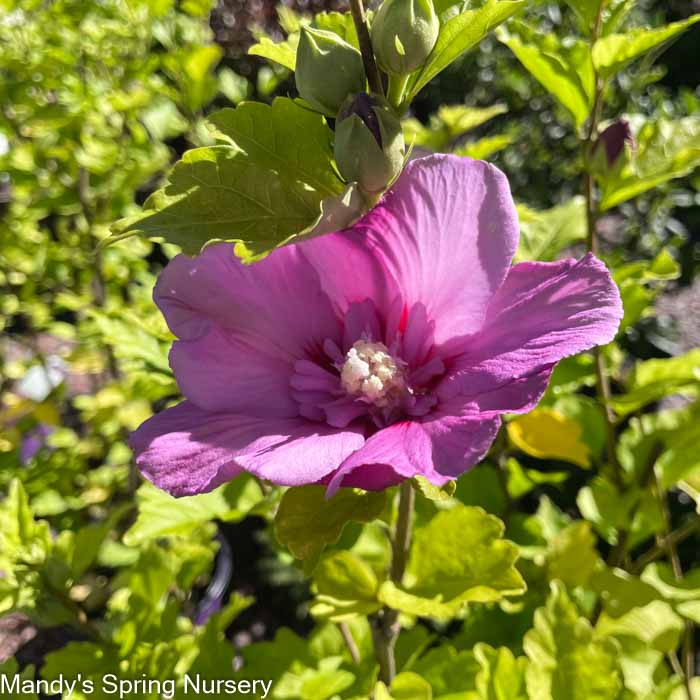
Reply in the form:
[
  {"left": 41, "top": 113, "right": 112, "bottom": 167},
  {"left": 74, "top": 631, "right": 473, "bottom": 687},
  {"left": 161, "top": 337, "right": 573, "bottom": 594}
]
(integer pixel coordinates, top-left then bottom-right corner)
[
  {"left": 349, "top": 0, "right": 385, "bottom": 96},
  {"left": 387, "top": 73, "right": 411, "bottom": 112}
]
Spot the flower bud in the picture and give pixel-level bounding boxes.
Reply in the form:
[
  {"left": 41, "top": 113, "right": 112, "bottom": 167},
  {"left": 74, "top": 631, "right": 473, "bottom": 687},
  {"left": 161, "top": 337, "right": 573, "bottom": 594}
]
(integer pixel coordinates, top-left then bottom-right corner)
[
  {"left": 295, "top": 27, "right": 366, "bottom": 116},
  {"left": 371, "top": 0, "right": 440, "bottom": 75},
  {"left": 334, "top": 93, "right": 405, "bottom": 194},
  {"left": 595, "top": 119, "right": 636, "bottom": 168}
]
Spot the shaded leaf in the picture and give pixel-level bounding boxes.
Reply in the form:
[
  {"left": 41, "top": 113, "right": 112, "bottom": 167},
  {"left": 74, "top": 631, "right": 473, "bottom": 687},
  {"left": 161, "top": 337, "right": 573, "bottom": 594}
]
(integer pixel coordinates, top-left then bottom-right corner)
[
  {"left": 310, "top": 550, "right": 381, "bottom": 622},
  {"left": 275, "top": 486, "right": 387, "bottom": 571}
]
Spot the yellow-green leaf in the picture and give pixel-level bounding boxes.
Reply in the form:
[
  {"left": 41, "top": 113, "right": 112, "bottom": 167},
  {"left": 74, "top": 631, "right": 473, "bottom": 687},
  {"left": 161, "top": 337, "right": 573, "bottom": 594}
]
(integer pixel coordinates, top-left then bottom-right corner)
[
  {"left": 507, "top": 408, "right": 591, "bottom": 468},
  {"left": 592, "top": 15, "right": 700, "bottom": 79}
]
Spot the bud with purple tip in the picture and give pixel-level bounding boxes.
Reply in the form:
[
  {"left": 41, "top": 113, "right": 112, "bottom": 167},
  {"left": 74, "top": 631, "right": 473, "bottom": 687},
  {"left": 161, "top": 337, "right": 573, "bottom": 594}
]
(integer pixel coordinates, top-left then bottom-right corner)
[
  {"left": 334, "top": 93, "right": 405, "bottom": 194},
  {"left": 592, "top": 118, "right": 636, "bottom": 176}
]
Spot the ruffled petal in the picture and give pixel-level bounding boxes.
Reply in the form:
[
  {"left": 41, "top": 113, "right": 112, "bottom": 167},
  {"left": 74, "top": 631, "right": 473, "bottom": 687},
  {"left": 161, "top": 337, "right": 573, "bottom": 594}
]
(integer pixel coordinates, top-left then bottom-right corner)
[
  {"left": 154, "top": 243, "right": 341, "bottom": 414},
  {"left": 439, "top": 254, "right": 622, "bottom": 405},
  {"left": 130, "top": 401, "right": 365, "bottom": 496},
  {"left": 327, "top": 405, "right": 500, "bottom": 493},
  {"left": 300, "top": 155, "right": 519, "bottom": 342}
]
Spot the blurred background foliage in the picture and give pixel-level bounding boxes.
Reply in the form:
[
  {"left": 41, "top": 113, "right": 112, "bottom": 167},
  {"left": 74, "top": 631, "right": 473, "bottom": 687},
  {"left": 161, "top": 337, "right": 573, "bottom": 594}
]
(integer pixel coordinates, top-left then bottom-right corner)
[{"left": 1, "top": 0, "right": 700, "bottom": 698}]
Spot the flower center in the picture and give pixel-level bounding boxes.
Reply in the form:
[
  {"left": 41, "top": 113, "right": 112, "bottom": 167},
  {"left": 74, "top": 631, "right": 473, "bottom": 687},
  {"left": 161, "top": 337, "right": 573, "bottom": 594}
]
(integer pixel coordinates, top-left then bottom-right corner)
[{"left": 340, "top": 339, "right": 406, "bottom": 407}]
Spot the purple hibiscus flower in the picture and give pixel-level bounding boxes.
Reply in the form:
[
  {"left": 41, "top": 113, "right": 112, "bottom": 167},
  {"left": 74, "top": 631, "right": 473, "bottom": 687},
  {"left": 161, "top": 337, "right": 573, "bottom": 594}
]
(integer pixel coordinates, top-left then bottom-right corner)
[{"left": 130, "top": 155, "right": 622, "bottom": 496}]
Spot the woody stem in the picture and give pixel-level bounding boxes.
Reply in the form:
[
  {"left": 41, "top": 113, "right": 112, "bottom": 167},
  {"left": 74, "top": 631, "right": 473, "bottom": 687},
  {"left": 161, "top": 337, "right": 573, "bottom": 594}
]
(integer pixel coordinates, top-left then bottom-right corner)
[{"left": 349, "top": 0, "right": 384, "bottom": 95}]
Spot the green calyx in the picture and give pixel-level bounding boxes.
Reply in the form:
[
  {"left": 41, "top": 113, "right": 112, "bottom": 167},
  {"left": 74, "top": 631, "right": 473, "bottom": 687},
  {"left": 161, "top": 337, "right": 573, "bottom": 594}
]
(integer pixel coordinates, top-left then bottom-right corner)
[
  {"left": 371, "top": 0, "right": 440, "bottom": 75},
  {"left": 334, "top": 93, "right": 406, "bottom": 195},
  {"left": 295, "top": 26, "right": 366, "bottom": 117}
]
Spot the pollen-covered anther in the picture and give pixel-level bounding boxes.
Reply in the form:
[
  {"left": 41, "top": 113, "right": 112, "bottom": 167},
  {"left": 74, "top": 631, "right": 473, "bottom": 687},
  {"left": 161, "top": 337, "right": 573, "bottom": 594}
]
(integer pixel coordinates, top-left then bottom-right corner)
[{"left": 340, "top": 340, "right": 407, "bottom": 407}]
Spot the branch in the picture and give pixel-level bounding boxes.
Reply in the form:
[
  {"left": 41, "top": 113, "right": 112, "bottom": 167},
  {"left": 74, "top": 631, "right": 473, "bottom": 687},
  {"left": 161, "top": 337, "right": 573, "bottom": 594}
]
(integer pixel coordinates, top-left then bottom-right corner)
[{"left": 349, "top": 0, "right": 384, "bottom": 95}]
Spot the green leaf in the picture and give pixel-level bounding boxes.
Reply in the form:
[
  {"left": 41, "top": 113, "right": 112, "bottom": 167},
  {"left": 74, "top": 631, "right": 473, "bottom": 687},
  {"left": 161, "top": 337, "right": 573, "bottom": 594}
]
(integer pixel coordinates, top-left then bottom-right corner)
[
  {"left": 641, "top": 562, "right": 700, "bottom": 604},
  {"left": 454, "top": 463, "right": 508, "bottom": 516},
  {"left": 407, "top": 1, "right": 526, "bottom": 103},
  {"left": 387, "top": 672, "right": 434, "bottom": 700},
  {"left": 313, "top": 11, "right": 360, "bottom": 49},
  {"left": 474, "top": 644, "right": 528, "bottom": 700},
  {"left": 592, "top": 15, "right": 700, "bottom": 79},
  {"left": 562, "top": 0, "right": 603, "bottom": 34},
  {"left": 404, "top": 103, "right": 508, "bottom": 152},
  {"left": 498, "top": 29, "right": 594, "bottom": 128},
  {"left": 577, "top": 476, "right": 662, "bottom": 547},
  {"left": 68, "top": 504, "right": 132, "bottom": 580},
  {"left": 589, "top": 567, "right": 661, "bottom": 619},
  {"left": 110, "top": 146, "right": 324, "bottom": 259},
  {"left": 455, "top": 133, "right": 513, "bottom": 161},
  {"left": 600, "top": 116, "right": 700, "bottom": 211},
  {"left": 505, "top": 458, "right": 569, "bottom": 500},
  {"left": 123, "top": 476, "right": 263, "bottom": 546},
  {"left": 378, "top": 506, "right": 525, "bottom": 620},
  {"left": 613, "top": 248, "right": 681, "bottom": 331},
  {"left": 612, "top": 349, "right": 700, "bottom": 416},
  {"left": 249, "top": 34, "right": 299, "bottom": 71},
  {"left": 412, "top": 475, "right": 456, "bottom": 502},
  {"left": 545, "top": 521, "right": 599, "bottom": 588},
  {"left": 515, "top": 197, "right": 587, "bottom": 262},
  {"left": 207, "top": 98, "right": 343, "bottom": 198},
  {"left": 274, "top": 486, "right": 387, "bottom": 571},
  {"left": 310, "top": 550, "right": 382, "bottom": 622},
  {"left": 596, "top": 600, "right": 684, "bottom": 653},
  {"left": 524, "top": 582, "right": 623, "bottom": 700},
  {"left": 412, "top": 645, "right": 480, "bottom": 696}
]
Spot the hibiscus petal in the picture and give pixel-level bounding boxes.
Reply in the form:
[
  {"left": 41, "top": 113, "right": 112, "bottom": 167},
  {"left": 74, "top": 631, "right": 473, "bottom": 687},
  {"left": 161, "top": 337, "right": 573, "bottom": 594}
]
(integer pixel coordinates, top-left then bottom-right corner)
[
  {"left": 300, "top": 155, "right": 519, "bottom": 342},
  {"left": 169, "top": 327, "right": 299, "bottom": 416},
  {"left": 327, "top": 408, "right": 500, "bottom": 494},
  {"left": 154, "top": 243, "right": 341, "bottom": 415},
  {"left": 130, "top": 401, "right": 365, "bottom": 496},
  {"left": 439, "top": 254, "right": 622, "bottom": 404}
]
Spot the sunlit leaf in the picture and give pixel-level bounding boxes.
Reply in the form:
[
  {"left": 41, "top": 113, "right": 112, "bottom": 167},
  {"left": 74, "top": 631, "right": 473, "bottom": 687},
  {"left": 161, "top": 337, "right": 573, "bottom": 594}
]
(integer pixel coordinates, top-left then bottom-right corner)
[
  {"left": 600, "top": 116, "right": 700, "bottom": 210},
  {"left": 596, "top": 600, "right": 683, "bottom": 653},
  {"left": 592, "top": 15, "right": 700, "bottom": 79},
  {"left": 207, "top": 98, "right": 343, "bottom": 197},
  {"left": 110, "top": 146, "right": 324, "bottom": 260},
  {"left": 407, "top": 1, "right": 526, "bottom": 102},
  {"left": 507, "top": 408, "right": 591, "bottom": 468},
  {"left": 378, "top": 506, "right": 525, "bottom": 620},
  {"left": 524, "top": 582, "right": 622, "bottom": 700},
  {"left": 249, "top": 35, "right": 299, "bottom": 71},
  {"left": 498, "top": 29, "right": 594, "bottom": 128},
  {"left": 124, "top": 477, "right": 263, "bottom": 546},
  {"left": 515, "top": 197, "right": 586, "bottom": 262},
  {"left": 475, "top": 643, "right": 528, "bottom": 700}
]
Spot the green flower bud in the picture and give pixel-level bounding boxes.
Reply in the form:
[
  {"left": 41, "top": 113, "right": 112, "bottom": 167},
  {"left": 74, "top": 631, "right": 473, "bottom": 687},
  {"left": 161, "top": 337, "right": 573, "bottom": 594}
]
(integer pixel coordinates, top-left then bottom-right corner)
[
  {"left": 334, "top": 93, "right": 406, "bottom": 194},
  {"left": 371, "top": 0, "right": 439, "bottom": 75},
  {"left": 295, "top": 27, "right": 366, "bottom": 116}
]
